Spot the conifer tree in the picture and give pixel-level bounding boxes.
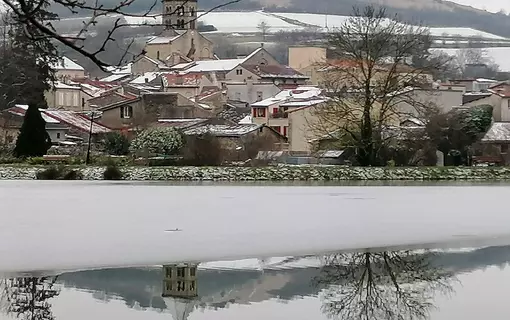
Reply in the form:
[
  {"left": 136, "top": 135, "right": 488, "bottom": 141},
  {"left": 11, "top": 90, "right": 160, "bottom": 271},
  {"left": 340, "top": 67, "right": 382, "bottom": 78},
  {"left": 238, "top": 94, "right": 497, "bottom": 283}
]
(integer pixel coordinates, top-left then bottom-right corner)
[{"left": 13, "top": 104, "right": 52, "bottom": 158}]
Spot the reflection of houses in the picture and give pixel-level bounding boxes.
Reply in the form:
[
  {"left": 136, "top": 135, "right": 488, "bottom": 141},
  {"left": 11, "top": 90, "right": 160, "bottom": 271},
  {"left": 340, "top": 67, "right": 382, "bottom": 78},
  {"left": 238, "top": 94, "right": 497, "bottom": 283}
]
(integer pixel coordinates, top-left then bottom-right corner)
[
  {"left": 56, "top": 247, "right": 510, "bottom": 316},
  {"left": 162, "top": 264, "right": 198, "bottom": 320}
]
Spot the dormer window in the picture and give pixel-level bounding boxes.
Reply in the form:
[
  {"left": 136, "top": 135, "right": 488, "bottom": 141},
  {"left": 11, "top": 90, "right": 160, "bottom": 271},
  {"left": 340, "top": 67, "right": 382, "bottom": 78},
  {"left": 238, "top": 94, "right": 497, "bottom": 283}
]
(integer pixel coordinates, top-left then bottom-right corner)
[{"left": 236, "top": 69, "right": 243, "bottom": 75}]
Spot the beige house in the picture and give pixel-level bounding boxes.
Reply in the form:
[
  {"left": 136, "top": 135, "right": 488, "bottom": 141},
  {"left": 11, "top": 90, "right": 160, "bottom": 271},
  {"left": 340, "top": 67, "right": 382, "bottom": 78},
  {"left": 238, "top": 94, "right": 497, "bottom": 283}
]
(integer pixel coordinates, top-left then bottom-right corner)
[
  {"left": 51, "top": 57, "right": 86, "bottom": 81},
  {"left": 251, "top": 87, "right": 324, "bottom": 138},
  {"left": 45, "top": 82, "right": 85, "bottom": 111},
  {"left": 288, "top": 46, "right": 328, "bottom": 85},
  {"left": 463, "top": 83, "right": 510, "bottom": 121},
  {"left": 393, "top": 87, "right": 464, "bottom": 116}
]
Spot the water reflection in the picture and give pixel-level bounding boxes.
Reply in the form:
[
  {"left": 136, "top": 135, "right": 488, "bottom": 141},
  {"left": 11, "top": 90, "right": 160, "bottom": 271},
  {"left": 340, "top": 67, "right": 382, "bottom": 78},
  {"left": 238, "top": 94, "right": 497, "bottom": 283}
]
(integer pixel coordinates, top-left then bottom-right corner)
[
  {"left": 314, "top": 252, "right": 454, "bottom": 319},
  {"left": 3, "top": 246, "right": 510, "bottom": 319},
  {"left": 0, "top": 277, "right": 59, "bottom": 320}
]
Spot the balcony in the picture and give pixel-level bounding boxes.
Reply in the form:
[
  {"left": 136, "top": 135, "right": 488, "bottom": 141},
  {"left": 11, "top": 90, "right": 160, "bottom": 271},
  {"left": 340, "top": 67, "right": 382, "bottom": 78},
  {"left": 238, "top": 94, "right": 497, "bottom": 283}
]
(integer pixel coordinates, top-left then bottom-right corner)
[{"left": 271, "top": 112, "right": 288, "bottom": 119}]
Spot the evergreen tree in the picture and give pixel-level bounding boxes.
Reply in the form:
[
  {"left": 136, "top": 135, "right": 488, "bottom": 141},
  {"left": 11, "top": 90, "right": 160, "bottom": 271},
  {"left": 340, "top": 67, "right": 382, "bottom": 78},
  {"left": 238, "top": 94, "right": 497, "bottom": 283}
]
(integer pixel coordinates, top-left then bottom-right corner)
[
  {"left": 0, "top": 6, "right": 59, "bottom": 110},
  {"left": 13, "top": 104, "right": 52, "bottom": 158}
]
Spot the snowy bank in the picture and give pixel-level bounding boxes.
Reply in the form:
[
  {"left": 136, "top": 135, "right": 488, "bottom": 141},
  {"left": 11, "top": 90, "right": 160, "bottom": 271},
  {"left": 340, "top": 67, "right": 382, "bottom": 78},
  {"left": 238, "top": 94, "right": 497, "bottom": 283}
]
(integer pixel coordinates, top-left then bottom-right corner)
[{"left": 0, "top": 165, "right": 509, "bottom": 181}]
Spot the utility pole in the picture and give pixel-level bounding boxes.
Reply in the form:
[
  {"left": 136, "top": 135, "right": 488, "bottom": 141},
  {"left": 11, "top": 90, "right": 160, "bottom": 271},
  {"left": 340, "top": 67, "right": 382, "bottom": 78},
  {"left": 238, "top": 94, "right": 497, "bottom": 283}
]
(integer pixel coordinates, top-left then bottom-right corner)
[{"left": 86, "top": 111, "right": 94, "bottom": 165}]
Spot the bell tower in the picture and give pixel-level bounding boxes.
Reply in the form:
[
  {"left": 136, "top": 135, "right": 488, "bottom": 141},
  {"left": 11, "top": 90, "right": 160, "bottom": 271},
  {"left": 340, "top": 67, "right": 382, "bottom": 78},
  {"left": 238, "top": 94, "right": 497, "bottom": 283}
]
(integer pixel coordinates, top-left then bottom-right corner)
[{"left": 163, "top": 0, "right": 198, "bottom": 31}]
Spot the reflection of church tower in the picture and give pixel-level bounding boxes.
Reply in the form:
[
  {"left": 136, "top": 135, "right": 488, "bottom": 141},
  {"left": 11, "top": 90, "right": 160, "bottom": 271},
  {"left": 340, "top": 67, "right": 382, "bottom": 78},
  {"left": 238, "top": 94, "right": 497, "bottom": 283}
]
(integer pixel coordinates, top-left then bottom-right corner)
[
  {"left": 163, "top": 0, "right": 197, "bottom": 31},
  {"left": 162, "top": 263, "right": 199, "bottom": 320}
]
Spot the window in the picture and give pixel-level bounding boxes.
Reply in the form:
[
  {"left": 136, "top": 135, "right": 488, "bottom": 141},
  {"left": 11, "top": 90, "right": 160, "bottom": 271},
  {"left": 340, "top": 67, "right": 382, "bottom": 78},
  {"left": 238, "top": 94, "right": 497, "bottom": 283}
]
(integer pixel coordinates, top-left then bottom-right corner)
[
  {"left": 256, "top": 91, "right": 263, "bottom": 101},
  {"left": 165, "top": 281, "right": 172, "bottom": 291},
  {"left": 56, "top": 133, "right": 61, "bottom": 139},
  {"left": 177, "top": 6, "right": 184, "bottom": 16},
  {"left": 157, "top": 51, "right": 160, "bottom": 60},
  {"left": 166, "top": 6, "right": 171, "bottom": 12},
  {"left": 58, "top": 92, "right": 64, "bottom": 106},
  {"left": 502, "top": 144, "right": 509, "bottom": 154},
  {"left": 236, "top": 69, "right": 243, "bottom": 75},
  {"left": 190, "top": 7, "right": 195, "bottom": 17},
  {"left": 166, "top": 268, "right": 172, "bottom": 278},
  {"left": 271, "top": 126, "right": 281, "bottom": 133},
  {"left": 177, "top": 281, "right": 185, "bottom": 291},
  {"left": 272, "top": 107, "right": 279, "bottom": 114},
  {"left": 177, "top": 267, "right": 185, "bottom": 277},
  {"left": 256, "top": 108, "right": 266, "bottom": 118},
  {"left": 190, "top": 281, "right": 196, "bottom": 291},
  {"left": 190, "top": 267, "right": 196, "bottom": 277},
  {"left": 73, "top": 93, "right": 79, "bottom": 107},
  {"left": 120, "top": 105, "right": 133, "bottom": 119}
]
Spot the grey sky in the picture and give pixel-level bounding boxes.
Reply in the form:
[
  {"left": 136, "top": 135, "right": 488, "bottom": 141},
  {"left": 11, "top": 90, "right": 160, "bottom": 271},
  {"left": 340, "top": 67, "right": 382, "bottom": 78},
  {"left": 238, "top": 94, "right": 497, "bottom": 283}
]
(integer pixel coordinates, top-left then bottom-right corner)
[{"left": 450, "top": 0, "right": 509, "bottom": 13}]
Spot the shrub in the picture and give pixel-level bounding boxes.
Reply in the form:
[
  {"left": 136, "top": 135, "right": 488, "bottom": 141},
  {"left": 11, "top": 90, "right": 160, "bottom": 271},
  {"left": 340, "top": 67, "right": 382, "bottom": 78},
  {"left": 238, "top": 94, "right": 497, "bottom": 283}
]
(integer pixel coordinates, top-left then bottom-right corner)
[
  {"left": 183, "top": 134, "right": 223, "bottom": 166},
  {"left": 63, "top": 170, "right": 83, "bottom": 180},
  {"left": 103, "top": 165, "right": 123, "bottom": 180},
  {"left": 27, "top": 157, "right": 46, "bottom": 165},
  {"left": 36, "top": 166, "right": 61, "bottom": 180},
  {"left": 130, "top": 127, "right": 184, "bottom": 156},
  {"left": 36, "top": 166, "right": 83, "bottom": 180},
  {"left": 104, "top": 132, "right": 130, "bottom": 156}
]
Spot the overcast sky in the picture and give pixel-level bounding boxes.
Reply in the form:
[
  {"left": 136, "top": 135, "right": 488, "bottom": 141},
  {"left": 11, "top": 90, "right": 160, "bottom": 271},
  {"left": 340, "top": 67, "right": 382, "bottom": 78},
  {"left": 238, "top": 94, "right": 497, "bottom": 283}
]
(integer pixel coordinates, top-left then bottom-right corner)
[{"left": 450, "top": 0, "right": 509, "bottom": 13}]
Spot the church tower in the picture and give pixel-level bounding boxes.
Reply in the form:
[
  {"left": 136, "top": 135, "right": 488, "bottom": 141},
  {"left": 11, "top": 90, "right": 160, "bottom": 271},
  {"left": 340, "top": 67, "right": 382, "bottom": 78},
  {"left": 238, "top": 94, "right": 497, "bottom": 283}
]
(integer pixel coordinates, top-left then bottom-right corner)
[{"left": 163, "top": 0, "right": 198, "bottom": 31}]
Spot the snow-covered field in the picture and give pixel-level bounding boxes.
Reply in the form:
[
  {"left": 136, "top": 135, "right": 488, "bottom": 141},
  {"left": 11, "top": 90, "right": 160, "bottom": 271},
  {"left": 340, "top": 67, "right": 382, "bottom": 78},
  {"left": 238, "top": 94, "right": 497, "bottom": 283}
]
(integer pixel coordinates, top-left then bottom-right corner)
[
  {"left": 2, "top": 181, "right": 510, "bottom": 276},
  {"left": 58, "top": 11, "right": 509, "bottom": 41}
]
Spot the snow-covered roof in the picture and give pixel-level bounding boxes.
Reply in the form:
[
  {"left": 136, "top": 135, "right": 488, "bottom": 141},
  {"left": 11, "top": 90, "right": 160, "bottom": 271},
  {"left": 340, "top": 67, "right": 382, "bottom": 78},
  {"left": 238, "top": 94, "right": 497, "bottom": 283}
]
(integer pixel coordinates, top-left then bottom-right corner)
[
  {"left": 44, "top": 110, "right": 111, "bottom": 134},
  {"left": 130, "top": 72, "right": 162, "bottom": 84},
  {"left": 184, "top": 123, "right": 263, "bottom": 137},
  {"left": 105, "top": 63, "right": 132, "bottom": 75},
  {"left": 147, "top": 34, "right": 182, "bottom": 45},
  {"left": 482, "top": 122, "right": 510, "bottom": 142},
  {"left": 171, "top": 59, "right": 245, "bottom": 73},
  {"left": 252, "top": 86, "right": 324, "bottom": 107},
  {"left": 51, "top": 56, "right": 84, "bottom": 71},
  {"left": 53, "top": 81, "right": 81, "bottom": 90},
  {"left": 100, "top": 74, "right": 131, "bottom": 82},
  {"left": 157, "top": 118, "right": 208, "bottom": 129},
  {"left": 238, "top": 115, "right": 252, "bottom": 124},
  {"left": 11, "top": 105, "right": 60, "bottom": 124}
]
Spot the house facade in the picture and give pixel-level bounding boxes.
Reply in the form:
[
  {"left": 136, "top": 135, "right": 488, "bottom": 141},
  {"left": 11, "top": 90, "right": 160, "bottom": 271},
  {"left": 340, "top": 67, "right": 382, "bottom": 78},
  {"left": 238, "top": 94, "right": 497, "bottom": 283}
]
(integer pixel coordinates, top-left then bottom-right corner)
[{"left": 99, "top": 92, "right": 214, "bottom": 130}]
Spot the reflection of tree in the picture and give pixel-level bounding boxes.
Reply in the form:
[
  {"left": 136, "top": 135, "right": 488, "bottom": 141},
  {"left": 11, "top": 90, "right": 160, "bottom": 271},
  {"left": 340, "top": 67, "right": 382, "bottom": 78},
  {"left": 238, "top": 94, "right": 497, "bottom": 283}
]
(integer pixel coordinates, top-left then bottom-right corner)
[
  {"left": 314, "top": 251, "right": 455, "bottom": 320},
  {"left": 0, "top": 277, "right": 60, "bottom": 320}
]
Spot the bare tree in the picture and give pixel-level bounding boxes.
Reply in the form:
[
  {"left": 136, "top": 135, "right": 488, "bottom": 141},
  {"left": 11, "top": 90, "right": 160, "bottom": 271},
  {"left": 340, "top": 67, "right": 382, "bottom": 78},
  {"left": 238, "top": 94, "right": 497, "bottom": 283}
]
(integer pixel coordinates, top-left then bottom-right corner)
[
  {"left": 314, "top": 251, "right": 454, "bottom": 320},
  {"left": 2, "top": 0, "right": 240, "bottom": 69},
  {"left": 257, "top": 20, "right": 270, "bottom": 41},
  {"left": 307, "top": 6, "right": 449, "bottom": 166}
]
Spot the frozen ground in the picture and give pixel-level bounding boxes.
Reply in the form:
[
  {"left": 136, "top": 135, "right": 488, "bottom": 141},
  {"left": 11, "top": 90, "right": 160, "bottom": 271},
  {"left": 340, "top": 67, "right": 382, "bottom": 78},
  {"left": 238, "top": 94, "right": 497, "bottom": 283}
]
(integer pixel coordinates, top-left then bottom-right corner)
[{"left": 2, "top": 181, "right": 510, "bottom": 276}]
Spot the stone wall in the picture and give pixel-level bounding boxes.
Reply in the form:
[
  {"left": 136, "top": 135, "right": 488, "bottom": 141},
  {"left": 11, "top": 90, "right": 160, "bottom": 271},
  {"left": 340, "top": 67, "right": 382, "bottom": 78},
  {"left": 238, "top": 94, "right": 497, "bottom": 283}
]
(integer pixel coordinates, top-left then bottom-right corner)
[{"left": 2, "top": 166, "right": 510, "bottom": 181}]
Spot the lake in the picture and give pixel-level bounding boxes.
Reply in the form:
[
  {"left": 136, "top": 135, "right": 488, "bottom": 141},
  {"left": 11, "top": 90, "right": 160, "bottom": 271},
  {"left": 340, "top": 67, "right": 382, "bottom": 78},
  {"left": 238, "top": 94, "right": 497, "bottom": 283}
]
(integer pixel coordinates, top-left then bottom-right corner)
[{"left": 1, "top": 180, "right": 510, "bottom": 319}]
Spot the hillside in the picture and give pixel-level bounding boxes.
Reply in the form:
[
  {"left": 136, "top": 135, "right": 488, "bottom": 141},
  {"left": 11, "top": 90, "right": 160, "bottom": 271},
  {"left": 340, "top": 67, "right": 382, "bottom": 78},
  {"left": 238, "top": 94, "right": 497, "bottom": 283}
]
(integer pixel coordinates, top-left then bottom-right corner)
[{"left": 197, "top": 0, "right": 510, "bottom": 38}]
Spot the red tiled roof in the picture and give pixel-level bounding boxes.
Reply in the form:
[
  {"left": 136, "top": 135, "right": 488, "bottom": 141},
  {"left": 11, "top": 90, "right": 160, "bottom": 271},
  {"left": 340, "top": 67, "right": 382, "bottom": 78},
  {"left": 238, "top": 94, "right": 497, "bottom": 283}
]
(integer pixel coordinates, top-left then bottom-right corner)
[
  {"left": 72, "top": 78, "right": 118, "bottom": 89},
  {"left": 162, "top": 73, "right": 202, "bottom": 87},
  {"left": 489, "top": 83, "right": 510, "bottom": 97}
]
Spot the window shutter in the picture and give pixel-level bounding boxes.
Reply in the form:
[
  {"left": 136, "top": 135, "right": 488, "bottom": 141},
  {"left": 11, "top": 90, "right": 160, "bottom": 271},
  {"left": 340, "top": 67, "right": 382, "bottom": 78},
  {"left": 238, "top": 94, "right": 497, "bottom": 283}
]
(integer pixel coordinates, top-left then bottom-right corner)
[
  {"left": 272, "top": 108, "right": 278, "bottom": 114},
  {"left": 262, "top": 108, "right": 266, "bottom": 117},
  {"left": 252, "top": 108, "right": 257, "bottom": 117}
]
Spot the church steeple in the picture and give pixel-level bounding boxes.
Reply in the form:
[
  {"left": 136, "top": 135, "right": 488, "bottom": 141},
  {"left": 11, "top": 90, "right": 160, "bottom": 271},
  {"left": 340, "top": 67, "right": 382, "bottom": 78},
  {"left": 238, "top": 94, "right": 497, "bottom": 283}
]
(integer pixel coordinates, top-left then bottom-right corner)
[{"left": 163, "top": 0, "right": 198, "bottom": 31}]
